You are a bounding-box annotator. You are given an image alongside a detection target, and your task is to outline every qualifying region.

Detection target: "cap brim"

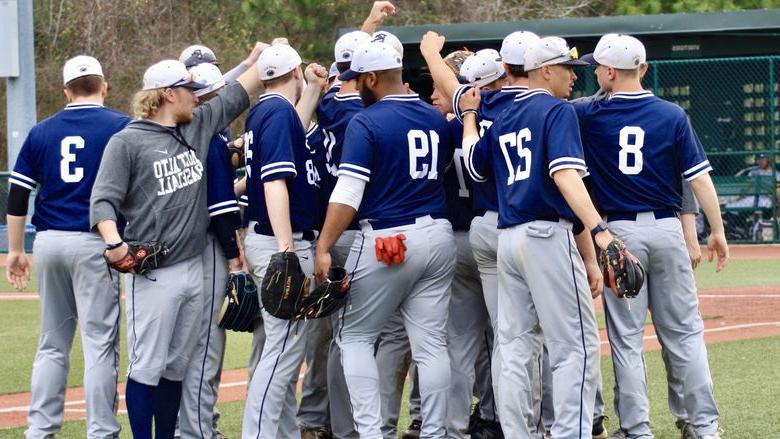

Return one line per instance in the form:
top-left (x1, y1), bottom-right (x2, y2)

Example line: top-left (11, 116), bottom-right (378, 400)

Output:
top-left (173, 79), bottom-right (209, 90)
top-left (560, 59), bottom-right (590, 67)
top-left (338, 69), bottom-right (361, 81)
top-left (580, 53), bottom-right (598, 65)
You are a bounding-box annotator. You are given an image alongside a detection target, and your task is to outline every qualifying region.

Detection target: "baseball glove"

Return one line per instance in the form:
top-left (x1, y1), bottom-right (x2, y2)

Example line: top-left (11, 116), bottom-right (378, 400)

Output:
top-left (444, 48), bottom-right (473, 76)
top-left (106, 241), bottom-right (169, 277)
top-left (600, 239), bottom-right (644, 299)
top-left (294, 266), bottom-right (349, 320)
top-left (260, 252), bottom-right (311, 320)
top-left (227, 136), bottom-right (245, 169)
top-left (217, 271), bottom-right (261, 332)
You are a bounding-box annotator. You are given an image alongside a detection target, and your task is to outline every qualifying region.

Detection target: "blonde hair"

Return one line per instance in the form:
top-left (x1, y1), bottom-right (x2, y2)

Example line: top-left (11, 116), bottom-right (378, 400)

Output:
top-left (132, 88), bottom-right (166, 119)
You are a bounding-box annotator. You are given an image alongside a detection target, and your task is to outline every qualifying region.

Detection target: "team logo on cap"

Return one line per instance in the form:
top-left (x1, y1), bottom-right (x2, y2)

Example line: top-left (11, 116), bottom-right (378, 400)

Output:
top-left (79, 65), bottom-right (88, 72)
top-left (266, 69), bottom-right (275, 77)
top-left (372, 34), bottom-right (386, 43)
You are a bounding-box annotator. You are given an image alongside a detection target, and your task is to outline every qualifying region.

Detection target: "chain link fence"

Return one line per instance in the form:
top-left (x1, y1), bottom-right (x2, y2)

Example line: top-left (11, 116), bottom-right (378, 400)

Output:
top-left (1, 57), bottom-right (779, 245)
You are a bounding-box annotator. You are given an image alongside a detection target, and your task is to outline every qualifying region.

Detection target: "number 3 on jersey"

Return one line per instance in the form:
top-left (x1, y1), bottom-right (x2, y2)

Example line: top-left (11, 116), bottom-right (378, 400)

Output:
top-left (60, 136), bottom-right (85, 183)
top-left (619, 126), bottom-right (644, 175)
top-left (408, 130), bottom-right (439, 180)
top-left (499, 128), bottom-right (532, 185)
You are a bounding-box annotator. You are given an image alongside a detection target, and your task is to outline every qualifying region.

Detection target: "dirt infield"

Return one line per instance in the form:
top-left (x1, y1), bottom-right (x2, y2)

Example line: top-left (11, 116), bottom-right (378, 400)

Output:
top-left (0, 284), bottom-right (778, 430)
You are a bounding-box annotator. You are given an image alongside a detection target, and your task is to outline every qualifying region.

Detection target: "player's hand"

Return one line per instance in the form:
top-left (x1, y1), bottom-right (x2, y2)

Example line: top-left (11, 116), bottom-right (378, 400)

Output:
top-left (420, 31), bottom-right (445, 57)
top-left (304, 63), bottom-right (328, 88)
top-left (366, 1), bottom-right (396, 26)
top-left (228, 256), bottom-right (244, 273)
top-left (584, 261), bottom-right (603, 299)
top-left (706, 232), bottom-right (729, 272)
top-left (314, 248), bottom-right (332, 284)
top-left (686, 236), bottom-right (702, 269)
top-left (459, 87), bottom-right (481, 113)
top-left (6, 250), bottom-right (31, 291)
top-left (593, 230), bottom-right (614, 252)
top-left (271, 37), bottom-right (289, 46)
top-left (243, 41), bottom-right (269, 67)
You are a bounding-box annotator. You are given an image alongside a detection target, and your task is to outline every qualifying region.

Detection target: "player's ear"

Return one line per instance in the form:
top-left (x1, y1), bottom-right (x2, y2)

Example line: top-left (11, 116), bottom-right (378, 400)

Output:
top-left (63, 88), bottom-right (71, 103)
top-left (101, 81), bottom-right (108, 98)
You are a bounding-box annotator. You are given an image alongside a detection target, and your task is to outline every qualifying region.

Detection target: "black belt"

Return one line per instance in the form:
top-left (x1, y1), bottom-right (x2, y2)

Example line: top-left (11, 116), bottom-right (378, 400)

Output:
top-left (367, 214), bottom-right (446, 230)
top-left (607, 209), bottom-right (679, 222)
top-left (254, 223), bottom-right (316, 241)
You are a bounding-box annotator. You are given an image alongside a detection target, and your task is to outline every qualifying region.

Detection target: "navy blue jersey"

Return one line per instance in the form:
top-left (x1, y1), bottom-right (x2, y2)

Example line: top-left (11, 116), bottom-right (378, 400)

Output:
top-left (443, 118), bottom-right (474, 231)
top-left (469, 89), bottom-right (587, 228)
top-left (206, 128), bottom-right (239, 221)
top-left (316, 88), bottom-right (364, 197)
top-left (340, 94), bottom-right (450, 223)
top-left (10, 103), bottom-right (130, 231)
top-left (574, 91), bottom-right (712, 214)
top-left (453, 85), bottom-right (528, 213)
top-left (243, 93), bottom-right (319, 233)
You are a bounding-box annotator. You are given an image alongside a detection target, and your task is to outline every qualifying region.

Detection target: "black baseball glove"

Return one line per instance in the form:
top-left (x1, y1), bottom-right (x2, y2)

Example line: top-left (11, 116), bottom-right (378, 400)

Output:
top-left (227, 135), bottom-right (245, 169)
top-left (260, 252), bottom-right (311, 320)
top-left (217, 271), bottom-right (261, 332)
top-left (105, 241), bottom-right (168, 277)
top-left (294, 267), bottom-right (349, 320)
top-left (600, 239), bottom-right (645, 299)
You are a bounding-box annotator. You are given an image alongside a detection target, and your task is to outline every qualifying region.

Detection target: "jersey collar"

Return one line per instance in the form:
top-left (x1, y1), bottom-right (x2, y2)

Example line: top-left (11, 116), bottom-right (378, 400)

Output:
top-left (611, 91), bottom-right (653, 100)
top-left (258, 92), bottom-right (295, 107)
top-left (64, 102), bottom-right (103, 110)
top-left (381, 93), bottom-right (420, 102)
top-left (334, 92), bottom-right (361, 101)
top-left (514, 88), bottom-right (551, 102)
top-left (501, 85), bottom-right (528, 93)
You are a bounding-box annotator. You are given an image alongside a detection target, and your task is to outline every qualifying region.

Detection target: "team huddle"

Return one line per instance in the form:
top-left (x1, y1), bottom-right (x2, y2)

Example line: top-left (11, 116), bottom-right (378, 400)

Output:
top-left (5, 2), bottom-right (732, 439)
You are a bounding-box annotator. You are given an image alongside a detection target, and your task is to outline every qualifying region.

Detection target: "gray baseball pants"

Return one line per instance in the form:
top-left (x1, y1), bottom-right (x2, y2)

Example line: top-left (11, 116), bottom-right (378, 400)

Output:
top-left (497, 220), bottom-right (600, 439)
top-left (26, 231), bottom-right (121, 439)
top-left (241, 230), bottom-right (312, 439)
top-left (603, 213), bottom-right (719, 438)
top-left (337, 216), bottom-right (455, 439)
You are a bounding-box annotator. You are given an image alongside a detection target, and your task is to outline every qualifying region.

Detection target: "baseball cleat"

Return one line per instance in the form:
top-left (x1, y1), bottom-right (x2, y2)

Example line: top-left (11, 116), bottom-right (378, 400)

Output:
top-left (592, 415), bottom-right (608, 439)
top-left (400, 419), bottom-right (422, 439)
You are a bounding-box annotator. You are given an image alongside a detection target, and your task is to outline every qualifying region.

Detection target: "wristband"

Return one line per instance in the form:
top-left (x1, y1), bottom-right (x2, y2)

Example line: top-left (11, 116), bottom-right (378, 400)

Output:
top-left (590, 221), bottom-right (608, 240)
top-left (106, 242), bottom-right (124, 251)
top-left (460, 109), bottom-right (478, 119)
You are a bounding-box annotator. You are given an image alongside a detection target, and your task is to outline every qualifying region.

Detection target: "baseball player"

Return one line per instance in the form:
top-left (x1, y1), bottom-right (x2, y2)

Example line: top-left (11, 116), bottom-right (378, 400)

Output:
top-left (90, 56), bottom-right (262, 438)
top-left (420, 29), bottom-right (542, 435)
top-left (239, 43), bottom-right (328, 439)
top-left (174, 61), bottom-right (244, 439)
top-left (5, 56), bottom-right (129, 439)
top-left (575, 34), bottom-right (729, 439)
top-left (314, 41), bottom-right (455, 438)
top-left (459, 36), bottom-right (610, 438)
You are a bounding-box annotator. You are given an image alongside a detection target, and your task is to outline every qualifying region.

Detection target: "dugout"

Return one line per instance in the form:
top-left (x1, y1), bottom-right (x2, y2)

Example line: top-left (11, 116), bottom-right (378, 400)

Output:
top-left (373, 9), bottom-right (780, 242)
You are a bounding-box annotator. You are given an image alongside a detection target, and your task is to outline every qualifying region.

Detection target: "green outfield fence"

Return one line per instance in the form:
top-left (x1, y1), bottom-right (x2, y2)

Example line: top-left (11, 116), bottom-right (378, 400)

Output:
top-left (1, 56), bottom-right (779, 247)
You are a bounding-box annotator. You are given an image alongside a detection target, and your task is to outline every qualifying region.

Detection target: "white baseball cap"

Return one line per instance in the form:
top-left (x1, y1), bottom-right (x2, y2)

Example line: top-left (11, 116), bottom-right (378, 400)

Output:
top-left (523, 37), bottom-right (588, 71)
top-left (63, 55), bottom-right (103, 85)
top-left (460, 53), bottom-right (503, 88)
top-left (475, 48), bottom-right (504, 75)
top-left (142, 60), bottom-right (208, 90)
top-left (581, 34), bottom-right (646, 70)
top-left (500, 31), bottom-right (541, 66)
top-left (189, 63), bottom-right (225, 97)
top-left (338, 41), bottom-right (402, 81)
top-left (334, 31), bottom-right (372, 63)
top-left (371, 31), bottom-right (403, 57)
top-left (179, 44), bottom-right (218, 68)
top-left (256, 44), bottom-right (303, 81)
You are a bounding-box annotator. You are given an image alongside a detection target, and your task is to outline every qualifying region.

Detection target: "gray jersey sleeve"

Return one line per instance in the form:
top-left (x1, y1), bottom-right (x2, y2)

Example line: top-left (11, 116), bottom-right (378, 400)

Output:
top-left (90, 136), bottom-right (131, 228)
top-left (222, 62), bottom-right (248, 83)
top-left (191, 81), bottom-right (250, 137)
top-left (680, 179), bottom-right (698, 214)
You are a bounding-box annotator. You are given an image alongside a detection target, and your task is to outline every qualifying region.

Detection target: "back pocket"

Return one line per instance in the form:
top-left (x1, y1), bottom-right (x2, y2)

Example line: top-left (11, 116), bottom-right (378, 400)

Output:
top-left (525, 224), bottom-right (554, 239)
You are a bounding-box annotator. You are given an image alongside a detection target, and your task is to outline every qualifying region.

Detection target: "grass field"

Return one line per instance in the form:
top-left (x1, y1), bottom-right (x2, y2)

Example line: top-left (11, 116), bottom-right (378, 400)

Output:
top-left (0, 258), bottom-right (778, 437)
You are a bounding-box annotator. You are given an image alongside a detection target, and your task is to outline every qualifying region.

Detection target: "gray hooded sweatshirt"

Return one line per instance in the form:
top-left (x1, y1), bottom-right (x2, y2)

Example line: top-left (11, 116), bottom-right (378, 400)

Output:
top-left (90, 82), bottom-right (249, 266)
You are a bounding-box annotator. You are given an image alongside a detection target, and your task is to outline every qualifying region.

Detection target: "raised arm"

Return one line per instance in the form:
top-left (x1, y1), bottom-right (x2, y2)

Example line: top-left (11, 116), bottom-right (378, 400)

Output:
top-left (223, 42), bottom-right (267, 82)
top-left (296, 63), bottom-right (329, 128)
top-left (360, 1), bottom-right (396, 34)
top-left (420, 32), bottom-right (462, 102)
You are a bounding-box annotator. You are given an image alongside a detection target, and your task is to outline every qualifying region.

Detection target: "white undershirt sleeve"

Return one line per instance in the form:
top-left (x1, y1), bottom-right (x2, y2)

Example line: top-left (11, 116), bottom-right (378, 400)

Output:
top-left (329, 173), bottom-right (367, 211)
